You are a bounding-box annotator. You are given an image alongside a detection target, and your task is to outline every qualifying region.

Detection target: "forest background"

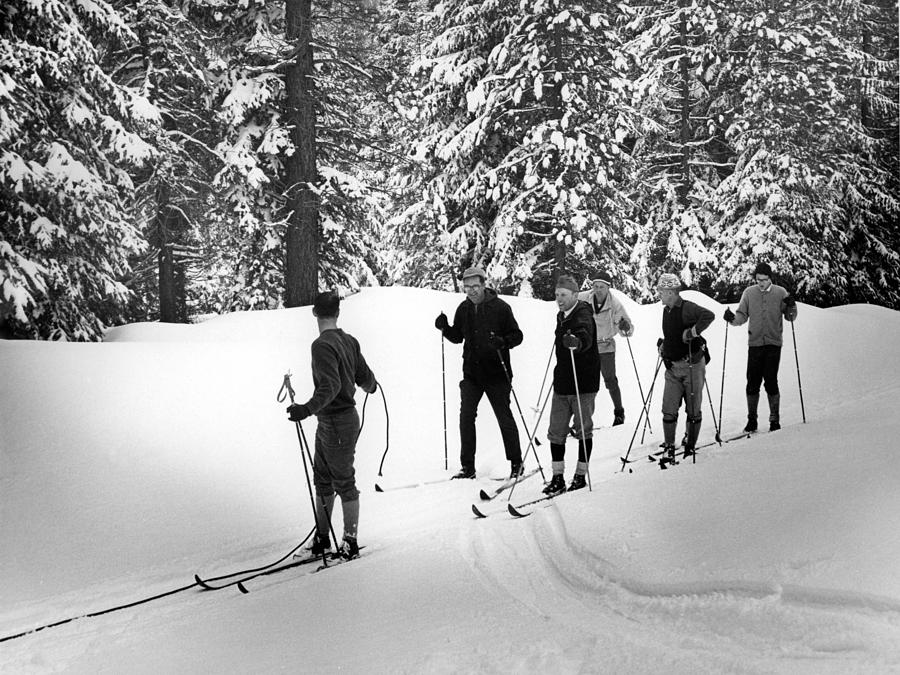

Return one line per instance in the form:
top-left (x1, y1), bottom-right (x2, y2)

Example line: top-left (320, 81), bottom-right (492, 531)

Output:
top-left (1, 0), bottom-right (897, 340)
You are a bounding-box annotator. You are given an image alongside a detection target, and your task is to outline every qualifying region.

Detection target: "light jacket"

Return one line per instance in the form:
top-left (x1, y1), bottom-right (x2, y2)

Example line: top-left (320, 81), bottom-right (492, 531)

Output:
top-left (732, 284), bottom-right (798, 347)
top-left (577, 290), bottom-right (633, 354)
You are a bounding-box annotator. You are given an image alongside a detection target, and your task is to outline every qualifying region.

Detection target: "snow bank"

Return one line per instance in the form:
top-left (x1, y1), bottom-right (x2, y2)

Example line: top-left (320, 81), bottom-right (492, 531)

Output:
top-left (2, 286), bottom-right (899, 673)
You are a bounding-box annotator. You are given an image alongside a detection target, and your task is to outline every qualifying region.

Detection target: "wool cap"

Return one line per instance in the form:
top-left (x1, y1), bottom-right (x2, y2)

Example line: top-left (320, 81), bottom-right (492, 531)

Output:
top-left (461, 266), bottom-right (486, 282)
top-left (591, 270), bottom-right (613, 287)
top-left (753, 262), bottom-right (773, 278)
top-left (656, 273), bottom-right (681, 290)
top-left (555, 274), bottom-right (580, 293)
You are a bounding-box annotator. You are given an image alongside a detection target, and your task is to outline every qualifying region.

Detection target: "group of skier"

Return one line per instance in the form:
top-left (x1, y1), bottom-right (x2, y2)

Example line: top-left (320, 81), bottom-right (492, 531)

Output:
top-left (285, 262), bottom-right (798, 559)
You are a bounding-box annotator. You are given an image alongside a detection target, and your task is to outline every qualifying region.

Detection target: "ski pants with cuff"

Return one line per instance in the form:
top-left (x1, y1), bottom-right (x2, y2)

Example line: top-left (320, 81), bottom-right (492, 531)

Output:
top-left (547, 392), bottom-right (596, 445)
top-left (313, 408), bottom-right (361, 539)
top-left (661, 359), bottom-right (705, 446)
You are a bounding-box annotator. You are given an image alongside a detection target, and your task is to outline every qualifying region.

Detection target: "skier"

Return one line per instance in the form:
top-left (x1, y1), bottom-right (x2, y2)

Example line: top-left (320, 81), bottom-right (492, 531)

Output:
top-left (434, 267), bottom-right (524, 479)
top-left (577, 270), bottom-right (634, 426)
top-left (656, 274), bottom-right (715, 463)
top-left (286, 291), bottom-right (377, 560)
top-left (723, 262), bottom-right (798, 432)
top-left (544, 274), bottom-right (601, 495)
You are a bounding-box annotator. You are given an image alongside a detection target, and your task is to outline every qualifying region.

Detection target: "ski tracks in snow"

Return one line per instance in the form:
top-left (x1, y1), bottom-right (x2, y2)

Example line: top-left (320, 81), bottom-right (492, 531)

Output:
top-left (463, 507), bottom-right (900, 673)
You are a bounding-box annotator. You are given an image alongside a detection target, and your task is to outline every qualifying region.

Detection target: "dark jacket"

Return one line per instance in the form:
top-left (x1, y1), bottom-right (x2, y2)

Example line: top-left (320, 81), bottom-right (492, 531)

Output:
top-left (661, 298), bottom-right (715, 363)
top-left (443, 289), bottom-right (523, 383)
top-left (304, 328), bottom-right (377, 416)
top-left (553, 300), bottom-right (601, 395)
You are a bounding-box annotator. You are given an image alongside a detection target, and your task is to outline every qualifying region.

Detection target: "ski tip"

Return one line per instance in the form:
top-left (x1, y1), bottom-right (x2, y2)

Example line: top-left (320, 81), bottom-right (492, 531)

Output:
top-left (237, 582), bottom-right (249, 594)
top-left (479, 489), bottom-right (492, 501)
top-left (193, 574), bottom-right (203, 585)
top-left (374, 484), bottom-right (383, 492)
top-left (508, 503), bottom-right (530, 518)
top-left (472, 504), bottom-right (488, 518)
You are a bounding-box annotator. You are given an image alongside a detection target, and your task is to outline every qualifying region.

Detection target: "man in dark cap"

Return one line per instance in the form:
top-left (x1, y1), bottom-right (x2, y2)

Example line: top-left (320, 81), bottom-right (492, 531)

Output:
top-left (723, 262), bottom-right (798, 432)
top-left (435, 267), bottom-right (524, 479)
top-left (577, 270), bottom-right (634, 426)
top-left (286, 291), bottom-right (378, 560)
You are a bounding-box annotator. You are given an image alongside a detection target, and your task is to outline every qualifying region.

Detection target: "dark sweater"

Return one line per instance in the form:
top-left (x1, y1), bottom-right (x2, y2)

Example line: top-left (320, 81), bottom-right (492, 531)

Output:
top-left (304, 328), bottom-right (376, 416)
top-left (442, 289), bottom-right (523, 382)
top-left (661, 298), bottom-right (715, 362)
top-left (553, 300), bottom-right (601, 395)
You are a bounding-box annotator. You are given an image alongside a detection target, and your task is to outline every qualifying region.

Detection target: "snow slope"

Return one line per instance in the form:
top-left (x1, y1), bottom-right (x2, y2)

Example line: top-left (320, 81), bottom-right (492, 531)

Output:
top-left (2, 286), bottom-right (899, 673)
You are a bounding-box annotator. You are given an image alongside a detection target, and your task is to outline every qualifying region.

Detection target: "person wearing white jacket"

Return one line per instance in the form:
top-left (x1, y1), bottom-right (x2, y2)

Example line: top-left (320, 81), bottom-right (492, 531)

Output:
top-left (578, 270), bottom-right (634, 426)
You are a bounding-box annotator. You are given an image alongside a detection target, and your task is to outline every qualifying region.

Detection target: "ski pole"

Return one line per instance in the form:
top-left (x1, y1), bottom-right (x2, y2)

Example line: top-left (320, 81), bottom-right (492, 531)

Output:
top-left (494, 339), bottom-right (541, 449)
top-left (718, 321), bottom-right (728, 437)
top-left (791, 320), bottom-right (806, 423)
top-left (619, 356), bottom-right (662, 471)
top-left (278, 373), bottom-right (338, 566)
top-left (506, 384), bottom-right (552, 502)
top-left (704, 379), bottom-right (721, 445)
top-left (625, 335), bottom-right (651, 433)
top-left (567, 340), bottom-right (592, 491)
top-left (296, 422), bottom-right (342, 565)
top-left (532, 341), bottom-right (554, 413)
top-left (376, 384), bottom-right (391, 476)
top-left (441, 333), bottom-right (448, 470)
top-left (687, 340), bottom-right (697, 464)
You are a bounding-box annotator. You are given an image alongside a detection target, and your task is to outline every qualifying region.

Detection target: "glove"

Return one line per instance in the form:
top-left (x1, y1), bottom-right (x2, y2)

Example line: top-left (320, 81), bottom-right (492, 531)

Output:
top-left (723, 308), bottom-right (735, 323)
top-left (682, 327), bottom-right (695, 343)
top-left (562, 332), bottom-right (580, 350)
top-left (366, 380), bottom-right (379, 395)
top-left (434, 312), bottom-right (449, 331)
top-left (618, 317), bottom-right (632, 334)
top-left (488, 333), bottom-right (506, 349)
top-left (286, 403), bottom-right (311, 422)
top-left (657, 337), bottom-right (664, 357)
top-left (784, 295), bottom-right (796, 309)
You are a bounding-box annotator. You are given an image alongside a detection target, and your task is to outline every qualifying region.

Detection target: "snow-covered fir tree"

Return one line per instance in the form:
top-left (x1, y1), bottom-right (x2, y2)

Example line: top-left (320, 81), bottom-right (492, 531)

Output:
top-left (394, 0), bottom-right (642, 297)
top-left (0, 0), bottom-right (159, 339)
top-left (706, 0), bottom-right (900, 305)
top-left (197, 0), bottom-right (390, 313)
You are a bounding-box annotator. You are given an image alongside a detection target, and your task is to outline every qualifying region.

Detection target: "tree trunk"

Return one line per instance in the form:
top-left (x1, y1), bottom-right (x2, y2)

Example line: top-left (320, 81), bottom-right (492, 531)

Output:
top-left (156, 183), bottom-right (184, 323)
top-left (284, 0), bottom-right (319, 307)
top-left (677, 0), bottom-right (691, 206)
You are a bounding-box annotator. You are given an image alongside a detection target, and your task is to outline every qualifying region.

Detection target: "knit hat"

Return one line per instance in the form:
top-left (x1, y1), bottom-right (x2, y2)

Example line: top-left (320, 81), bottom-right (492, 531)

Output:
top-left (461, 266), bottom-right (486, 282)
top-left (555, 274), bottom-right (580, 293)
top-left (752, 262), bottom-right (773, 278)
top-left (591, 270), bottom-right (613, 287)
top-left (656, 273), bottom-right (681, 290)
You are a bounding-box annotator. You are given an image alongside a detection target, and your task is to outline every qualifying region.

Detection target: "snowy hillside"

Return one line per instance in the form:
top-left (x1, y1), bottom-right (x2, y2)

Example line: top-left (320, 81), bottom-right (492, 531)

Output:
top-left (2, 286), bottom-right (899, 673)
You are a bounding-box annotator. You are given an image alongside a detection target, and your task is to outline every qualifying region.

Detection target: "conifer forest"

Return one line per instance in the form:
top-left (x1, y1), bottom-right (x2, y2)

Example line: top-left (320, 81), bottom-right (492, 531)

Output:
top-left (1, 0), bottom-right (898, 340)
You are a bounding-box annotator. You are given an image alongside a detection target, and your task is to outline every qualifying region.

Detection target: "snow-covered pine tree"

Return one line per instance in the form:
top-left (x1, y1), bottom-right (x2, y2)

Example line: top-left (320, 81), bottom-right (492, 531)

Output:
top-left (196, 0), bottom-right (389, 312)
top-left (110, 1), bottom-right (222, 323)
top-left (0, 0), bottom-right (158, 339)
top-left (622, 0), bottom-right (727, 297)
top-left (395, 0), bottom-right (641, 297)
top-left (707, 0), bottom-right (899, 306)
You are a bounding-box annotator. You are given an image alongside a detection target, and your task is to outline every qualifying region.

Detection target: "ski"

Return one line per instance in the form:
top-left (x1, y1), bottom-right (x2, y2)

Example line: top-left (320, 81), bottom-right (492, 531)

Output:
top-left (313, 553), bottom-right (361, 574)
top-left (197, 554), bottom-right (325, 592)
top-left (507, 489), bottom-right (570, 518)
top-left (479, 468), bottom-right (541, 501)
top-left (374, 477), bottom-right (454, 492)
top-left (193, 538), bottom-right (311, 589)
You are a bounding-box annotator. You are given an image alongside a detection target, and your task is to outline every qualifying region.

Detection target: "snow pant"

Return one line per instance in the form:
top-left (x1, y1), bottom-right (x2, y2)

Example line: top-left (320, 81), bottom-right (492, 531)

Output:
top-left (746, 345), bottom-right (782, 424)
top-left (599, 352), bottom-right (624, 415)
top-left (459, 376), bottom-right (522, 470)
top-left (313, 408), bottom-right (360, 540)
top-left (661, 358), bottom-right (705, 449)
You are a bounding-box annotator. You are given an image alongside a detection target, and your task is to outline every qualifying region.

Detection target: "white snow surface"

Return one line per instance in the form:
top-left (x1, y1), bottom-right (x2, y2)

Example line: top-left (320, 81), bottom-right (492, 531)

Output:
top-left (2, 286), bottom-right (899, 673)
